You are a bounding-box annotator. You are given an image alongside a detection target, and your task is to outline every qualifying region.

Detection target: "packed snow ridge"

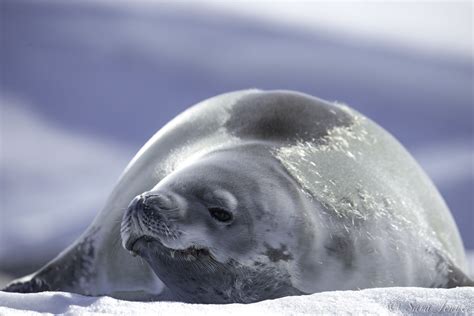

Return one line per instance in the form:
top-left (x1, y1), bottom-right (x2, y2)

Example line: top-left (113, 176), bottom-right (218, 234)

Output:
top-left (1, 287), bottom-right (473, 315)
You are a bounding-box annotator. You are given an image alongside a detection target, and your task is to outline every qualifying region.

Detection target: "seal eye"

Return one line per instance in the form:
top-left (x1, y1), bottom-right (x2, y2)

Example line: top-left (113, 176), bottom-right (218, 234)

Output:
top-left (208, 207), bottom-right (233, 223)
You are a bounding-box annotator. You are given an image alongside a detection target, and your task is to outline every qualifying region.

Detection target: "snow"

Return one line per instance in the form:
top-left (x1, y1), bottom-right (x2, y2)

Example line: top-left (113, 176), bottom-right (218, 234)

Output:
top-left (0, 287), bottom-right (472, 315)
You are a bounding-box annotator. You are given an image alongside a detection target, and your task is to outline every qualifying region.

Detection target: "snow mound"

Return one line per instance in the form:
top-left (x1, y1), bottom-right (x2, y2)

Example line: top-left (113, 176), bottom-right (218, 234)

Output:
top-left (0, 287), bottom-right (472, 315)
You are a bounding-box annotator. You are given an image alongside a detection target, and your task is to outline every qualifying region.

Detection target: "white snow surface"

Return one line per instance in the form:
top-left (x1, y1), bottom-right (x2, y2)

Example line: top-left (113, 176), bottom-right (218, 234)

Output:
top-left (0, 287), bottom-right (473, 315)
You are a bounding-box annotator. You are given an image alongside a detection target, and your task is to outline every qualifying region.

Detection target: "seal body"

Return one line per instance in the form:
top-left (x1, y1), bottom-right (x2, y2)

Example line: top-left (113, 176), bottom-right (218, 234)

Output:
top-left (4, 90), bottom-right (472, 302)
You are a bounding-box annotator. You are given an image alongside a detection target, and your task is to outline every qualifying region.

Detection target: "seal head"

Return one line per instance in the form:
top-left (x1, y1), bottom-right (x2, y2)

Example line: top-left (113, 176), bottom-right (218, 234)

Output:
top-left (121, 144), bottom-right (307, 303)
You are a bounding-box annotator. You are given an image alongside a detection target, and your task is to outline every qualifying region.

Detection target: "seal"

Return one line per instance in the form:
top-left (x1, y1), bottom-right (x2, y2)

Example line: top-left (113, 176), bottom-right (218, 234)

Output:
top-left (3, 90), bottom-right (472, 303)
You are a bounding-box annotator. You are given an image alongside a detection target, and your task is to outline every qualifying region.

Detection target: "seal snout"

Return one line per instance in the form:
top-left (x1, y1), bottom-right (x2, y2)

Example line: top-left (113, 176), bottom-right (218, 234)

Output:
top-left (121, 192), bottom-right (182, 253)
top-left (129, 193), bottom-right (174, 213)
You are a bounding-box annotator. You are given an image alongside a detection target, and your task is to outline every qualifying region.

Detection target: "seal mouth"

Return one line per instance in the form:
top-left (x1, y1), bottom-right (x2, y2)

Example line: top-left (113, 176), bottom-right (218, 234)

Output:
top-left (125, 234), bottom-right (212, 261)
top-left (125, 235), bottom-right (156, 255)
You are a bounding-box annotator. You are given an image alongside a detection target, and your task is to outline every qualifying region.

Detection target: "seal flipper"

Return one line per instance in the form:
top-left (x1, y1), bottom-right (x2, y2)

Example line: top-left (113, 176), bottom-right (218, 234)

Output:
top-left (430, 250), bottom-right (474, 288)
top-left (2, 228), bottom-right (98, 294)
top-left (444, 264), bottom-right (474, 287)
top-left (3, 276), bottom-right (51, 293)
top-left (3, 225), bottom-right (165, 299)
top-left (2, 254), bottom-right (86, 293)
top-left (1, 246), bottom-right (95, 294)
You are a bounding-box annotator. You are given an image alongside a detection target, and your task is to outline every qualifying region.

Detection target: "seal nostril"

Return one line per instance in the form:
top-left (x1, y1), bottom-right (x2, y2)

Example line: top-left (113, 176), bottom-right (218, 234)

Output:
top-left (133, 195), bottom-right (155, 212)
top-left (129, 192), bottom-right (183, 227)
top-left (136, 197), bottom-right (145, 209)
top-left (129, 195), bottom-right (145, 210)
top-left (146, 194), bottom-right (174, 210)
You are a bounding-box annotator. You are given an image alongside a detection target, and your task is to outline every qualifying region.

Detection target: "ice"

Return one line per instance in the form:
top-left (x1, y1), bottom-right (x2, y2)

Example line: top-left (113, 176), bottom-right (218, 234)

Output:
top-left (0, 287), bottom-right (472, 315)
